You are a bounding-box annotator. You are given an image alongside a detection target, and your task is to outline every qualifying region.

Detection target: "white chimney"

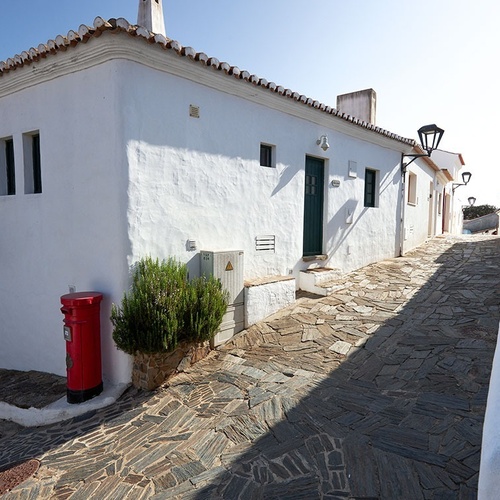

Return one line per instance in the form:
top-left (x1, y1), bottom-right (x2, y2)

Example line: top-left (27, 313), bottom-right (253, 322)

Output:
top-left (137, 0), bottom-right (166, 36)
top-left (337, 89), bottom-right (377, 125)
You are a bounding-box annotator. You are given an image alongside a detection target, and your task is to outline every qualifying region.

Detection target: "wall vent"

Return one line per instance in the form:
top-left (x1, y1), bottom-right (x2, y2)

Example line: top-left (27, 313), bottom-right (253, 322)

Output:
top-left (255, 235), bottom-right (276, 253)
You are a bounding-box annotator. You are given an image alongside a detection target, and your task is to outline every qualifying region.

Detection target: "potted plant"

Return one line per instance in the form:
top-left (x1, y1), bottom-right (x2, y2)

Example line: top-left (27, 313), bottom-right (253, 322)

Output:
top-left (111, 257), bottom-right (228, 390)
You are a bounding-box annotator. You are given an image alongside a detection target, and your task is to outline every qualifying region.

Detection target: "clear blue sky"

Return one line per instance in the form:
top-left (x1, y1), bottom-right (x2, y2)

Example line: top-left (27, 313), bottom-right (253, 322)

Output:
top-left (1, 0), bottom-right (498, 205)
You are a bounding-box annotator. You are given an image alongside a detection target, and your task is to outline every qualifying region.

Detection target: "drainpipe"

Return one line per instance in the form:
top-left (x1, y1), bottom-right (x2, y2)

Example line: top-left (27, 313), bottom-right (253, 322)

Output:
top-left (399, 153), bottom-right (407, 257)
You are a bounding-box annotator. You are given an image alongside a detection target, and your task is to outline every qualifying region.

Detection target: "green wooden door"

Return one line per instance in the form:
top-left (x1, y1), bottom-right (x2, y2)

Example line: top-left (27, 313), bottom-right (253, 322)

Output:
top-left (303, 156), bottom-right (325, 256)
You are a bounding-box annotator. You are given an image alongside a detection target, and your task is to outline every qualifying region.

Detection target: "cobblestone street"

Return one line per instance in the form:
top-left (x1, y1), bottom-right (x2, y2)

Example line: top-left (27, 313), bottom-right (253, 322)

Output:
top-left (1, 235), bottom-right (499, 499)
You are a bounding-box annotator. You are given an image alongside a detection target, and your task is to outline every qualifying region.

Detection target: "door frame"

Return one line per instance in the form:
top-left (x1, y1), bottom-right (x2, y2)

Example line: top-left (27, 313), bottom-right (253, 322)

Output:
top-left (303, 155), bottom-right (326, 256)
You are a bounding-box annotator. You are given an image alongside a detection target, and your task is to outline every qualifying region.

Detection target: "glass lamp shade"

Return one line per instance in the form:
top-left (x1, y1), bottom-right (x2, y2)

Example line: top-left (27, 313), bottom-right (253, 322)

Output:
top-left (461, 171), bottom-right (472, 184)
top-left (417, 124), bottom-right (444, 155)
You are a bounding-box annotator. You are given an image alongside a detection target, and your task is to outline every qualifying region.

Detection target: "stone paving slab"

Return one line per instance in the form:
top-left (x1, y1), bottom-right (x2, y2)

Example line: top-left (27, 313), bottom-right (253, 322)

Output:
top-left (0, 235), bottom-right (499, 498)
top-left (0, 370), bottom-right (66, 409)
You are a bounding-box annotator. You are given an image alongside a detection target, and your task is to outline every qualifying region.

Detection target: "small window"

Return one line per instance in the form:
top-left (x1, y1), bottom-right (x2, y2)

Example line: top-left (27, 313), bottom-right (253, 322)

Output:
top-left (408, 172), bottom-right (417, 205)
top-left (260, 143), bottom-right (274, 168)
top-left (364, 168), bottom-right (378, 208)
top-left (0, 137), bottom-right (15, 196)
top-left (23, 132), bottom-right (42, 194)
top-left (438, 193), bottom-right (442, 215)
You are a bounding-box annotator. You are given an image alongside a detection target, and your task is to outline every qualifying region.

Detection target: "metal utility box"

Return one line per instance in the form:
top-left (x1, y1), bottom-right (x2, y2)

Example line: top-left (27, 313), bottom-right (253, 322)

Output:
top-left (201, 250), bottom-right (244, 345)
top-left (60, 292), bottom-right (103, 404)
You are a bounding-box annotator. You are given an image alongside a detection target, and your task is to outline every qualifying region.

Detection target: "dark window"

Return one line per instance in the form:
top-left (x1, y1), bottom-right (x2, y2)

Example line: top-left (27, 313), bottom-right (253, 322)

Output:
top-left (0, 138), bottom-right (15, 196)
top-left (32, 134), bottom-right (42, 194)
top-left (260, 144), bottom-right (273, 167)
top-left (6, 139), bottom-right (15, 195)
top-left (24, 132), bottom-right (42, 194)
top-left (364, 168), bottom-right (377, 207)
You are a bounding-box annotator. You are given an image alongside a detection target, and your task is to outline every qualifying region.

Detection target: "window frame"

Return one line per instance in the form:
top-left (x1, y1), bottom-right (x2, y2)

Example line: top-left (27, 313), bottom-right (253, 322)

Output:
top-left (0, 137), bottom-right (16, 196)
top-left (407, 171), bottom-right (417, 206)
top-left (364, 168), bottom-right (378, 208)
top-left (260, 143), bottom-right (275, 168)
top-left (23, 131), bottom-right (42, 194)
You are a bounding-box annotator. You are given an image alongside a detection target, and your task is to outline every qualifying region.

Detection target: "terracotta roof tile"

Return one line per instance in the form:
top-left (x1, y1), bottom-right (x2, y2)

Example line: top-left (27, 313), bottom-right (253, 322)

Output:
top-left (0, 16), bottom-right (415, 146)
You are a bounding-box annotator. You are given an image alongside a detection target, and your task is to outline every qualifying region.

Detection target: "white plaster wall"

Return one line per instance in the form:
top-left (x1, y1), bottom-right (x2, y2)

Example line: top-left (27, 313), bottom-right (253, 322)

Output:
top-left (433, 179), bottom-right (446, 236)
top-left (0, 61), bottom-right (131, 384)
top-left (0, 37), bottom-right (409, 384)
top-left (325, 135), bottom-right (402, 272)
top-left (120, 60), bottom-right (403, 280)
top-left (431, 150), bottom-right (465, 236)
top-left (245, 281), bottom-right (296, 327)
top-left (478, 323), bottom-right (500, 499)
top-left (451, 186), bottom-right (467, 235)
top-left (402, 160), bottom-right (435, 254)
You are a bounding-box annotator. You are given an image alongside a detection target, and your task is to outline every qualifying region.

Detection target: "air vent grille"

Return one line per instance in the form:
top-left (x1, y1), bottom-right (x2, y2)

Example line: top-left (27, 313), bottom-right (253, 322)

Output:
top-left (255, 235), bottom-right (276, 253)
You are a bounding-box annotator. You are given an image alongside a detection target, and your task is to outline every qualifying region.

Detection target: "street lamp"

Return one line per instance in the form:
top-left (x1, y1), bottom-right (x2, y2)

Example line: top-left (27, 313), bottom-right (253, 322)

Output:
top-left (401, 124), bottom-right (445, 173)
top-left (452, 171), bottom-right (472, 193)
top-left (418, 124), bottom-right (445, 155)
top-left (468, 196), bottom-right (476, 206)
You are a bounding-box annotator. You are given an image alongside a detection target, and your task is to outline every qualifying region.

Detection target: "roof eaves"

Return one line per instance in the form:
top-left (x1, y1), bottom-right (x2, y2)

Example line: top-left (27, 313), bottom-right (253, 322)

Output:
top-left (0, 16), bottom-right (415, 147)
top-left (440, 169), bottom-right (454, 182)
top-left (412, 145), bottom-right (440, 172)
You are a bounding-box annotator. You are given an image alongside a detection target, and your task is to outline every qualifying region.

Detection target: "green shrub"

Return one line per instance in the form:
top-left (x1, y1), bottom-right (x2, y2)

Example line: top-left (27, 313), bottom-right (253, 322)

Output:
top-left (184, 276), bottom-right (230, 343)
top-left (111, 257), bottom-right (228, 355)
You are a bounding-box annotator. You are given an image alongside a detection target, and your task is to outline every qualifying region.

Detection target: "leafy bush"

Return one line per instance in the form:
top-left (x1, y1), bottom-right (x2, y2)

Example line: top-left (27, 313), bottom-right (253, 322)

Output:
top-left (111, 257), bottom-right (228, 355)
top-left (184, 276), bottom-right (229, 343)
top-left (463, 204), bottom-right (498, 221)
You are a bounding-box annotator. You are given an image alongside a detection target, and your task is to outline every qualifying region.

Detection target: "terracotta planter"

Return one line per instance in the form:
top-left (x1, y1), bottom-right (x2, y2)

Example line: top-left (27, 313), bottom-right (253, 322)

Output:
top-left (131, 341), bottom-right (211, 390)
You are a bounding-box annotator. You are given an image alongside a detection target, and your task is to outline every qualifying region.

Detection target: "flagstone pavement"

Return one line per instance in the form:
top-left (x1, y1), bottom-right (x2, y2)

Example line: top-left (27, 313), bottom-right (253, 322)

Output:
top-left (1, 235), bottom-right (499, 499)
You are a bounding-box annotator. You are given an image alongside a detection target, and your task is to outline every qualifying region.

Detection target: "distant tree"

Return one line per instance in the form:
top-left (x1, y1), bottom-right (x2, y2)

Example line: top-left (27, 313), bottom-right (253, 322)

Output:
top-left (463, 204), bottom-right (498, 220)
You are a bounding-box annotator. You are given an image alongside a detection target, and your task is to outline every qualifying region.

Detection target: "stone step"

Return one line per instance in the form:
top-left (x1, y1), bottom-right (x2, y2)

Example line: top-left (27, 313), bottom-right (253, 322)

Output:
top-left (299, 267), bottom-right (343, 296)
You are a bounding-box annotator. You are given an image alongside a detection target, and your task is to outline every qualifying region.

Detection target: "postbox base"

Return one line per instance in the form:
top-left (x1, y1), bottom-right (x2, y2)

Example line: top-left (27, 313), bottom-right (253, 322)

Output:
top-left (67, 381), bottom-right (103, 404)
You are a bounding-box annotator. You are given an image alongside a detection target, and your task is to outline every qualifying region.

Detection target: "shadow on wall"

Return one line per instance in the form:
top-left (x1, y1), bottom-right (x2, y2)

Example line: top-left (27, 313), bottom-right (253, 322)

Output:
top-left (325, 198), bottom-right (361, 259)
top-left (194, 238), bottom-right (500, 498)
top-left (271, 162), bottom-right (302, 197)
top-left (325, 166), bottom-right (403, 267)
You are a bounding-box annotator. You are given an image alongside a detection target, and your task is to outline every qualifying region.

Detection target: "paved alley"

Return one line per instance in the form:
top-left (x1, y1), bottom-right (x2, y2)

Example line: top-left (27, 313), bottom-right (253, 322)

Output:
top-left (1, 235), bottom-right (499, 499)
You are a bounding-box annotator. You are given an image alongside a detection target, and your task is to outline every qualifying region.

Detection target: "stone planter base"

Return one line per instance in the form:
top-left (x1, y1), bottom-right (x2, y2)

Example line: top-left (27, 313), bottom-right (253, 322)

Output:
top-left (132, 341), bottom-right (211, 390)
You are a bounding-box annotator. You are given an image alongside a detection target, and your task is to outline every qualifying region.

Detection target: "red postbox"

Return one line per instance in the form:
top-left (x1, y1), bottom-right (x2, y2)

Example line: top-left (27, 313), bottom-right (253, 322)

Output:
top-left (60, 292), bottom-right (103, 404)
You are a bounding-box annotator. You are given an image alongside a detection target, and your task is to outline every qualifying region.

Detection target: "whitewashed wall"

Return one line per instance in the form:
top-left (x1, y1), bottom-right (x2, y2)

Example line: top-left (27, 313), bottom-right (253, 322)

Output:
top-left (120, 58), bottom-right (404, 281)
top-left (0, 60), bottom-right (132, 384)
top-left (431, 150), bottom-right (466, 236)
top-left (325, 134), bottom-right (402, 271)
top-left (433, 177), bottom-right (446, 237)
top-left (479, 323), bottom-right (500, 499)
top-left (0, 35), bottom-right (408, 384)
top-left (401, 159), bottom-right (436, 254)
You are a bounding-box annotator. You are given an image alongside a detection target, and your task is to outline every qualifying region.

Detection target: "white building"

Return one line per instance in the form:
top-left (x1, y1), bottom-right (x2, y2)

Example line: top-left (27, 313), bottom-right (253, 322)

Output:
top-left (0, 2), bottom-right (459, 385)
top-left (400, 146), bottom-right (465, 254)
top-left (430, 149), bottom-right (469, 235)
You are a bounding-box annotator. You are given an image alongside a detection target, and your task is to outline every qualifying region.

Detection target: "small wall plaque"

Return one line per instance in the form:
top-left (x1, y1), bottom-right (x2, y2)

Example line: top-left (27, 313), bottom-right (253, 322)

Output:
top-left (348, 160), bottom-right (357, 178)
top-left (189, 104), bottom-right (200, 118)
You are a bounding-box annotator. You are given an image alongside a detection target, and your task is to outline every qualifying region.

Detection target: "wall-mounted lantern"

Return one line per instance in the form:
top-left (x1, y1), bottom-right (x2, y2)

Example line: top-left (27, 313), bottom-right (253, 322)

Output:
top-left (417, 124), bottom-right (445, 156)
top-left (452, 171), bottom-right (472, 193)
top-left (402, 124), bottom-right (445, 173)
top-left (468, 196), bottom-right (476, 206)
top-left (317, 135), bottom-right (330, 152)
